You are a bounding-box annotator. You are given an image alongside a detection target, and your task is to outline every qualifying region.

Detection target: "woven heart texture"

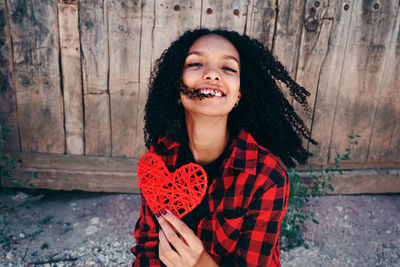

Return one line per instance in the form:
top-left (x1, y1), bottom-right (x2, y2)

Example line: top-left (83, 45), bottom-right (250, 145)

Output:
top-left (138, 152), bottom-right (207, 219)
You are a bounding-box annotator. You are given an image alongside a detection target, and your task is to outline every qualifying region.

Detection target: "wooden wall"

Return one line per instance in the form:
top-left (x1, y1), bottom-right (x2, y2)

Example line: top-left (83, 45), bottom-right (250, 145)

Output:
top-left (0, 0), bottom-right (399, 193)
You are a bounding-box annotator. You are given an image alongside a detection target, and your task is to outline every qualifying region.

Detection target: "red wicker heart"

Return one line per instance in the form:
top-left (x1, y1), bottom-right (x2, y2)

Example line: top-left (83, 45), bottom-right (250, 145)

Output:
top-left (138, 152), bottom-right (207, 218)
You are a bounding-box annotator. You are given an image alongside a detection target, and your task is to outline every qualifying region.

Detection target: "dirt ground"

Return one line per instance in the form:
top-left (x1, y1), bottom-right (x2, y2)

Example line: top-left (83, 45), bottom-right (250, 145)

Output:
top-left (0, 190), bottom-right (399, 266)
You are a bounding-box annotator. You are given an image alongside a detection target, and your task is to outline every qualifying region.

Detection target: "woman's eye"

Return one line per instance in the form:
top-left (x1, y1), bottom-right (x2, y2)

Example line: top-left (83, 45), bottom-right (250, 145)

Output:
top-left (187, 63), bottom-right (202, 67)
top-left (222, 66), bottom-right (237, 73)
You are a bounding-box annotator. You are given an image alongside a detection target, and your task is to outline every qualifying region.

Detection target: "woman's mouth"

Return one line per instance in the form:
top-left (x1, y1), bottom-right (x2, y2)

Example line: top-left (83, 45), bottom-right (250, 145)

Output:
top-left (197, 89), bottom-right (224, 97)
top-left (180, 87), bottom-right (226, 100)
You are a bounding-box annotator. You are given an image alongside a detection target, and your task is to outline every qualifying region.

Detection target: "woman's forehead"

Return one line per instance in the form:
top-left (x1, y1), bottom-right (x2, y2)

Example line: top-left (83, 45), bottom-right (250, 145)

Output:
top-left (188, 34), bottom-right (240, 62)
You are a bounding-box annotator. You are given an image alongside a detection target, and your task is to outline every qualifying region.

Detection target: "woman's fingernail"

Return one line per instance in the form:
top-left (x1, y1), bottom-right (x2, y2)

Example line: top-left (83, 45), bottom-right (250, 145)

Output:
top-left (155, 211), bottom-right (161, 217)
top-left (160, 209), bottom-right (168, 215)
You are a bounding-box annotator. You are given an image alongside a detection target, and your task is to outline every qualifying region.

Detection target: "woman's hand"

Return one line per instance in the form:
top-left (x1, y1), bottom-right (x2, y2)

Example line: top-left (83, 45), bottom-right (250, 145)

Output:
top-left (156, 209), bottom-right (218, 267)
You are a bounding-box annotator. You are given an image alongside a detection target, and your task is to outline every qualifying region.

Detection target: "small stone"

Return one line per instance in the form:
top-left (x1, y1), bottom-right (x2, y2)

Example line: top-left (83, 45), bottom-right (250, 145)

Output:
top-left (11, 191), bottom-right (29, 202)
top-left (19, 233), bottom-right (25, 238)
top-left (73, 222), bottom-right (79, 227)
top-left (44, 264), bottom-right (51, 267)
top-left (88, 261), bottom-right (96, 265)
top-left (6, 252), bottom-right (13, 260)
top-left (114, 242), bottom-right (121, 247)
top-left (86, 225), bottom-right (98, 235)
top-left (90, 217), bottom-right (100, 225)
top-left (70, 202), bottom-right (77, 207)
top-left (344, 215), bottom-right (348, 220)
top-left (335, 206), bottom-right (343, 212)
top-left (386, 230), bottom-right (391, 234)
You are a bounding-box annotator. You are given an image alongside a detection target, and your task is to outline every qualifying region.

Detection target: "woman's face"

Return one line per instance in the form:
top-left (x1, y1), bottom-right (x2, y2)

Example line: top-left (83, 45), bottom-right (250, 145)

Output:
top-left (180, 34), bottom-right (241, 118)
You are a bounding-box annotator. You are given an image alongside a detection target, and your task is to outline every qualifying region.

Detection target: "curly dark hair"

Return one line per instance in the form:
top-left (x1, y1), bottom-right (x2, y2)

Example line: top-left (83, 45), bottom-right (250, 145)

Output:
top-left (144, 29), bottom-right (316, 168)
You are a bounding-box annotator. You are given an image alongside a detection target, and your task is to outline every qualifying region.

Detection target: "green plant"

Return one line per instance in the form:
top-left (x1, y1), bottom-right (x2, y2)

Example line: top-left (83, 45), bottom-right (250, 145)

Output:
top-left (0, 124), bottom-right (37, 211)
top-left (0, 124), bottom-right (15, 192)
top-left (281, 133), bottom-right (360, 248)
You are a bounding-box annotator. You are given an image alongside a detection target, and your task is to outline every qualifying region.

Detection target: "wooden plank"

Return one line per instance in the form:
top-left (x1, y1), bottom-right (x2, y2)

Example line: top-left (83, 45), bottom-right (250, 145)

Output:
top-left (79, 0), bottom-right (111, 156)
top-left (273, 0), bottom-right (305, 81)
top-left (137, 0), bottom-right (201, 154)
top-left (296, 1), bottom-right (355, 165)
top-left (0, 0), bottom-right (19, 151)
top-left (298, 168), bottom-right (400, 194)
top-left (58, 2), bottom-right (84, 155)
top-left (6, 152), bottom-right (138, 172)
top-left (294, 0), bottom-right (331, 130)
top-left (134, 0), bottom-right (154, 157)
top-left (6, 0), bottom-right (64, 153)
top-left (200, 0), bottom-right (248, 33)
top-left (328, 0), bottom-right (398, 164)
top-left (8, 151), bottom-right (397, 173)
top-left (107, 0), bottom-right (141, 157)
top-left (6, 168), bottom-right (139, 193)
top-left (152, 0), bottom-right (201, 64)
top-left (2, 151), bottom-right (398, 194)
top-left (298, 160), bottom-right (400, 171)
top-left (245, 0), bottom-right (276, 50)
top-left (367, 5), bottom-right (400, 163)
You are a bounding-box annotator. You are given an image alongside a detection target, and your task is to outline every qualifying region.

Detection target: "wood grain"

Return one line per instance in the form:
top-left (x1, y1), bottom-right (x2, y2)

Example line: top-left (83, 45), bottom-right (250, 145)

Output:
top-left (4, 151), bottom-right (139, 193)
top-left (294, 0), bottom-right (330, 129)
top-left (367, 5), bottom-right (400, 163)
top-left (299, 168), bottom-right (400, 194)
top-left (273, 0), bottom-right (305, 79)
top-left (58, 2), bottom-right (84, 155)
top-left (6, 168), bottom-right (139, 193)
top-left (134, 0), bottom-right (154, 157)
top-left (107, 0), bottom-right (141, 157)
top-left (6, 0), bottom-right (64, 153)
top-left (152, 0), bottom-right (201, 64)
top-left (201, 0), bottom-right (248, 33)
top-left (245, 0), bottom-right (276, 50)
top-left (6, 152), bottom-right (138, 172)
top-left (3, 152), bottom-right (398, 194)
top-left (329, 0), bottom-right (398, 164)
top-left (0, 0), bottom-right (19, 151)
top-left (297, 0), bottom-right (354, 165)
top-left (79, 0), bottom-right (111, 156)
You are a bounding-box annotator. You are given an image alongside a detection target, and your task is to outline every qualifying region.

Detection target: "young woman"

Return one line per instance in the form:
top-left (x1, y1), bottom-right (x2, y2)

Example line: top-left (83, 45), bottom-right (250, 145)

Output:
top-left (132, 29), bottom-right (315, 266)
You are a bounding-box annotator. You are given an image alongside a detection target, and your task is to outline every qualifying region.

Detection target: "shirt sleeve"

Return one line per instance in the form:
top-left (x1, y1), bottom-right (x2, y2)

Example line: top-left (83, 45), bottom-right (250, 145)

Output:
top-left (132, 194), bottom-right (163, 266)
top-left (235, 166), bottom-right (290, 267)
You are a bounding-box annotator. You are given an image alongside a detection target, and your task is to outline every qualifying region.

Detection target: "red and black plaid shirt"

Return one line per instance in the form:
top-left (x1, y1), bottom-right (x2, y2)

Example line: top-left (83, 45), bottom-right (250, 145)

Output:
top-left (132, 130), bottom-right (290, 266)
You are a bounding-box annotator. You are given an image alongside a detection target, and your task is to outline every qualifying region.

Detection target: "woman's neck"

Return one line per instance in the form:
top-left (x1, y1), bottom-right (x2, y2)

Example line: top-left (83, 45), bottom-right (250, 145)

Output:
top-left (185, 112), bottom-right (229, 165)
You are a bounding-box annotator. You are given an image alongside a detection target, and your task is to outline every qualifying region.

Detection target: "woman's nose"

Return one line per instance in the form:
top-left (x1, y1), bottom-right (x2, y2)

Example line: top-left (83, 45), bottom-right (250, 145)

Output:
top-left (203, 67), bottom-right (220, 81)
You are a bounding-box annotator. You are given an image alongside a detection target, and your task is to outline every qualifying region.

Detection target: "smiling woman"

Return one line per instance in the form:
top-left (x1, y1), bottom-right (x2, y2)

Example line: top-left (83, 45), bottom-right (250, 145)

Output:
top-left (132, 29), bottom-right (316, 267)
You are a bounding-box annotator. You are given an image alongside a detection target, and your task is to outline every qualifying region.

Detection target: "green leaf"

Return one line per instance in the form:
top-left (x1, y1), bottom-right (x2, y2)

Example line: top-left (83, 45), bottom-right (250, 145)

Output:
top-left (312, 219), bottom-right (319, 224)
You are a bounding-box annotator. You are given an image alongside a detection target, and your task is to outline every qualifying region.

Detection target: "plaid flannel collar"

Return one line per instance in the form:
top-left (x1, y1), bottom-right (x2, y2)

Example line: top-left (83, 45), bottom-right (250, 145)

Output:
top-left (158, 129), bottom-right (258, 176)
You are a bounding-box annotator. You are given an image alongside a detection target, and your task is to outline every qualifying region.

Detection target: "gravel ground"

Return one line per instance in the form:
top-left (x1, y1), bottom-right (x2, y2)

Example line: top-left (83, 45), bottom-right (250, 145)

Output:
top-left (0, 191), bottom-right (399, 266)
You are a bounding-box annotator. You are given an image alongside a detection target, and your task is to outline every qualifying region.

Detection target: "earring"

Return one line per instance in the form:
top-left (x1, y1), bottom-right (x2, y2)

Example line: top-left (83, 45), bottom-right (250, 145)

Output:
top-left (177, 99), bottom-right (182, 105)
top-left (234, 102), bottom-right (239, 107)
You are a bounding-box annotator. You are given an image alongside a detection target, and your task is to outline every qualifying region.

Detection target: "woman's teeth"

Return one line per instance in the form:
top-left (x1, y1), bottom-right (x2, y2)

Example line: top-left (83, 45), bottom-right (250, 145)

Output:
top-left (199, 89), bottom-right (223, 97)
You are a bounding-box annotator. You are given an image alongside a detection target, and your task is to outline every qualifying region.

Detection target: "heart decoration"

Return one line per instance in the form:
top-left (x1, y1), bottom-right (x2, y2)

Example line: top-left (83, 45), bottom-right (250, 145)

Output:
top-left (138, 152), bottom-right (208, 219)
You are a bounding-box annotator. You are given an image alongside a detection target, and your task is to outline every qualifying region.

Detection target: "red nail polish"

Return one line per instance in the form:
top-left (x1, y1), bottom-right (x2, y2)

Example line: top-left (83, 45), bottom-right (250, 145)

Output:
top-left (160, 209), bottom-right (167, 215)
top-left (155, 211), bottom-right (161, 217)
